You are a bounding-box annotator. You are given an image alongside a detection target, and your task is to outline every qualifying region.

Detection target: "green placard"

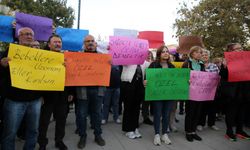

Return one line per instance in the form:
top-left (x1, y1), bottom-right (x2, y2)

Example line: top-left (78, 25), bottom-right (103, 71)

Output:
top-left (145, 68), bottom-right (190, 101)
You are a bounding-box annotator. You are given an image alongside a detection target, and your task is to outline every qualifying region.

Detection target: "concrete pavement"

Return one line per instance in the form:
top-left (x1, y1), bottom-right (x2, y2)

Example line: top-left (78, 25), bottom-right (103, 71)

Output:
top-left (16, 110), bottom-right (250, 150)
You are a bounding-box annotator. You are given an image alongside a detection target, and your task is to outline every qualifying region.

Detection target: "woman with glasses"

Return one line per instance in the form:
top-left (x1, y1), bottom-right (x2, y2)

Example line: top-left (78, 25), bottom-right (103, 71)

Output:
top-left (220, 43), bottom-right (250, 141)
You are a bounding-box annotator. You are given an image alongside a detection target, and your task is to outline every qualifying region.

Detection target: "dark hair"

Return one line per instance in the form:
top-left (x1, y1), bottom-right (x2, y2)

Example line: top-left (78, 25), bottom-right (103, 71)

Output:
top-left (147, 50), bottom-right (154, 61)
top-left (44, 34), bottom-right (62, 50)
top-left (226, 43), bottom-right (241, 51)
top-left (155, 45), bottom-right (170, 63)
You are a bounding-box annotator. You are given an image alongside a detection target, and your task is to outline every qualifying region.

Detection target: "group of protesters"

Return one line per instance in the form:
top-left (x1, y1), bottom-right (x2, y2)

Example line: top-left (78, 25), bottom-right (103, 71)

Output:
top-left (0, 25), bottom-right (250, 150)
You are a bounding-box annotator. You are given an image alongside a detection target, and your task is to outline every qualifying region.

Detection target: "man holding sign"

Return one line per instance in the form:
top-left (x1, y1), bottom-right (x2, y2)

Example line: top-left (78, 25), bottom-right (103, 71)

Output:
top-left (76, 35), bottom-right (106, 149)
top-left (38, 35), bottom-right (72, 150)
top-left (0, 27), bottom-right (43, 150)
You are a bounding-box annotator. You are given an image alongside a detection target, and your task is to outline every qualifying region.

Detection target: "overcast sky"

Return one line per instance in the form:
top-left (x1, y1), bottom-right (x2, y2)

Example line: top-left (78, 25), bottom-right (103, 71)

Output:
top-left (67, 0), bottom-right (198, 45)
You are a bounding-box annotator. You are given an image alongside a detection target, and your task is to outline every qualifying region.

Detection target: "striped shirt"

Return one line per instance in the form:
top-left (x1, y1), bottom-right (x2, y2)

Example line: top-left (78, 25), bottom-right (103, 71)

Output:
top-left (205, 63), bottom-right (220, 74)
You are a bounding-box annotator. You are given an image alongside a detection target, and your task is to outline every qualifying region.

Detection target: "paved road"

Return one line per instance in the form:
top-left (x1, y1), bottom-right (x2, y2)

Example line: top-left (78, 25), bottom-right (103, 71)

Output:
top-left (16, 110), bottom-right (250, 150)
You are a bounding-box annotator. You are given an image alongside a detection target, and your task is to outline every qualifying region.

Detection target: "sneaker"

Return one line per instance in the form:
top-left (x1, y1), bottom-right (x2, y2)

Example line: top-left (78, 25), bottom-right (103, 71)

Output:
top-left (236, 131), bottom-right (250, 140)
top-left (153, 134), bottom-right (161, 146)
top-left (161, 134), bottom-right (171, 145)
top-left (101, 120), bottom-right (106, 125)
top-left (197, 125), bottom-right (203, 131)
top-left (179, 111), bottom-right (184, 115)
top-left (192, 133), bottom-right (202, 141)
top-left (225, 132), bottom-right (237, 141)
top-left (143, 118), bottom-right (153, 125)
top-left (95, 136), bottom-right (106, 146)
top-left (170, 126), bottom-right (178, 132)
top-left (77, 136), bottom-right (86, 149)
top-left (55, 141), bottom-right (68, 150)
top-left (210, 125), bottom-right (219, 131)
top-left (134, 128), bottom-right (142, 138)
top-left (186, 133), bottom-right (193, 142)
top-left (125, 131), bottom-right (136, 139)
top-left (115, 118), bottom-right (122, 124)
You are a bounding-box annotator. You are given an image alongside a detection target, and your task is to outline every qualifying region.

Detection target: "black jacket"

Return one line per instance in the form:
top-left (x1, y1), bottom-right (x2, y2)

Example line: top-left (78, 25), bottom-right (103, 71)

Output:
top-left (0, 49), bottom-right (43, 101)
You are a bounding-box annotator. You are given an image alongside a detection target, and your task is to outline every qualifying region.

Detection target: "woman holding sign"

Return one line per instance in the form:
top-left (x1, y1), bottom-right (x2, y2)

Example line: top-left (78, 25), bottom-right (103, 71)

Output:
top-left (144, 45), bottom-right (175, 146)
top-left (220, 43), bottom-right (250, 141)
top-left (182, 46), bottom-right (205, 142)
top-left (196, 49), bottom-right (220, 131)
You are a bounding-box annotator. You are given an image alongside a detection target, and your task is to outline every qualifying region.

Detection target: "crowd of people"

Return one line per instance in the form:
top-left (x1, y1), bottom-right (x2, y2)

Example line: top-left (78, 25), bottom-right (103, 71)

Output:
top-left (0, 26), bottom-right (250, 150)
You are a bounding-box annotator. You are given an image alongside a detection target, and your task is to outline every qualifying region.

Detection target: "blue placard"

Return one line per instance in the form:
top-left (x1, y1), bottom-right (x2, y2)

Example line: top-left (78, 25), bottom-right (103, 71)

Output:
top-left (0, 15), bottom-right (14, 43)
top-left (56, 28), bottom-right (89, 51)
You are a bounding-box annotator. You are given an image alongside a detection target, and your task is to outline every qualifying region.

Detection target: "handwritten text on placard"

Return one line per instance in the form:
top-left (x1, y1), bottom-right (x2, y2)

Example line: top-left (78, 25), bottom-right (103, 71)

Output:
top-left (189, 71), bottom-right (220, 101)
top-left (8, 43), bottom-right (65, 91)
top-left (109, 36), bottom-right (149, 65)
top-left (65, 52), bottom-right (111, 86)
top-left (145, 68), bottom-right (190, 101)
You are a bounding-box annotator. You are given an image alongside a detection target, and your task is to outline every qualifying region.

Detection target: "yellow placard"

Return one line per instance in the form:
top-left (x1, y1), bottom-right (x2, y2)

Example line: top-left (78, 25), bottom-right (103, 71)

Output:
top-left (8, 43), bottom-right (65, 91)
top-left (171, 62), bottom-right (184, 68)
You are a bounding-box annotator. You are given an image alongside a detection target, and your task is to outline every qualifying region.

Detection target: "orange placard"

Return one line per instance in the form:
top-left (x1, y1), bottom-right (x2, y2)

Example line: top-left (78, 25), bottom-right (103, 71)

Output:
top-left (64, 52), bottom-right (111, 86)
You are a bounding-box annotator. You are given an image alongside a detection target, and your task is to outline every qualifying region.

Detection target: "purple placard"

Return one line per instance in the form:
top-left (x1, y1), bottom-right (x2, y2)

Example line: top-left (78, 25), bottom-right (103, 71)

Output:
top-left (109, 36), bottom-right (149, 65)
top-left (189, 71), bottom-right (220, 101)
top-left (15, 12), bottom-right (53, 41)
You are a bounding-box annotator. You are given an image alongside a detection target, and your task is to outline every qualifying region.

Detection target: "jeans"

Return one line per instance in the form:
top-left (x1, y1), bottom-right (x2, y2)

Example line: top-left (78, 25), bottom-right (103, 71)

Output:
top-left (1, 98), bottom-right (42, 150)
top-left (102, 87), bottom-right (120, 121)
top-left (76, 87), bottom-right (103, 138)
top-left (153, 101), bottom-right (173, 134)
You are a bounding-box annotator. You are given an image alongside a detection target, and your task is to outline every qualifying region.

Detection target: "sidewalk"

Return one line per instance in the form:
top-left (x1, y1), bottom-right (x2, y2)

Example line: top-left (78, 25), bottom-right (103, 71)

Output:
top-left (16, 111), bottom-right (250, 150)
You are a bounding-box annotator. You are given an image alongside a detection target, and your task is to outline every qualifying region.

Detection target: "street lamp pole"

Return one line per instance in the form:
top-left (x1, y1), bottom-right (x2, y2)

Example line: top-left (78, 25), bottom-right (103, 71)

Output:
top-left (77, 0), bottom-right (81, 29)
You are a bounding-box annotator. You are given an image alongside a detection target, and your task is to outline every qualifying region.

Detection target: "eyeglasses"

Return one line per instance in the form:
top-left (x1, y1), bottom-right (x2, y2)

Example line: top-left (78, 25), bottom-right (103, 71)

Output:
top-left (232, 47), bottom-right (242, 51)
top-left (20, 32), bottom-right (34, 36)
top-left (84, 40), bottom-right (95, 43)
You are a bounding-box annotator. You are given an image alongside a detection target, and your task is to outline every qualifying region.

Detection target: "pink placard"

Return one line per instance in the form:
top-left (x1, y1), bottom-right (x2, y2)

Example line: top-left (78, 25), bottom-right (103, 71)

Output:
top-left (109, 36), bottom-right (149, 65)
top-left (189, 71), bottom-right (220, 101)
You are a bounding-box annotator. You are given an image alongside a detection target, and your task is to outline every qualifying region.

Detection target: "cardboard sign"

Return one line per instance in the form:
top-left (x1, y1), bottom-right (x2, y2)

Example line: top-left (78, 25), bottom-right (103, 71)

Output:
top-left (178, 35), bottom-right (204, 54)
top-left (145, 68), bottom-right (190, 101)
top-left (138, 31), bottom-right (164, 48)
top-left (15, 12), bottom-right (53, 41)
top-left (56, 28), bottom-right (89, 51)
top-left (8, 43), bottom-right (65, 91)
top-left (114, 28), bottom-right (138, 38)
top-left (225, 51), bottom-right (250, 82)
top-left (171, 62), bottom-right (184, 68)
top-left (109, 36), bottom-right (149, 65)
top-left (64, 52), bottom-right (111, 86)
top-left (0, 15), bottom-right (14, 43)
top-left (189, 71), bottom-right (220, 101)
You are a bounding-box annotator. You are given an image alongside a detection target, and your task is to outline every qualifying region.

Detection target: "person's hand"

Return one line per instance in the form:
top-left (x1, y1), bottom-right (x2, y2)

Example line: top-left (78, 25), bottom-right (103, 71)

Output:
top-left (222, 58), bottom-right (227, 67)
top-left (12, 21), bottom-right (16, 28)
top-left (68, 95), bottom-right (73, 102)
top-left (143, 80), bottom-right (147, 87)
top-left (0, 57), bottom-right (10, 67)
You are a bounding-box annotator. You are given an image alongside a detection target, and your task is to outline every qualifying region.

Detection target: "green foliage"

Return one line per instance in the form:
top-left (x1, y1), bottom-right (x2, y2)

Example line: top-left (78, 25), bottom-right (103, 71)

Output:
top-left (0, 0), bottom-right (75, 28)
top-left (174, 0), bottom-right (250, 57)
